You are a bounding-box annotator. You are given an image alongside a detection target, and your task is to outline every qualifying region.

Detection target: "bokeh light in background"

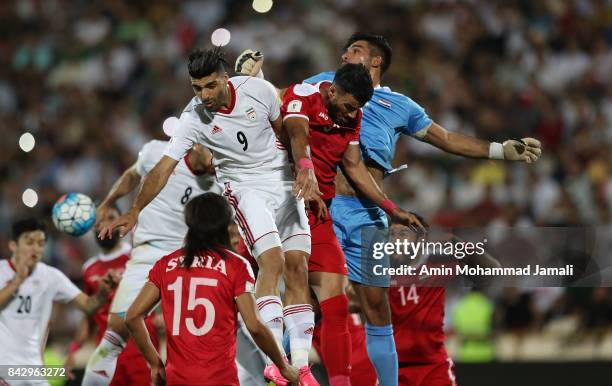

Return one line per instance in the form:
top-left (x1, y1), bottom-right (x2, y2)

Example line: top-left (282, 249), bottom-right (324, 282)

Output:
top-left (22, 188), bottom-right (38, 208)
top-left (211, 28), bottom-right (231, 46)
top-left (18, 132), bottom-right (35, 152)
top-left (162, 116), bottom-right (179, 137)
top-left (252, 0), bottom-right (273, 13)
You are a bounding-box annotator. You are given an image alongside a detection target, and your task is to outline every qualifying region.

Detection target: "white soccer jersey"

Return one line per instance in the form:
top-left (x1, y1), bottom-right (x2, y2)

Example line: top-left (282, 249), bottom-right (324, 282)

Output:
top-left (164, 76), bottom-right (292, 183)
top-left (0, 260), bottom-right (81, 367)
top-left (133, 140), bottom-right (221, 252)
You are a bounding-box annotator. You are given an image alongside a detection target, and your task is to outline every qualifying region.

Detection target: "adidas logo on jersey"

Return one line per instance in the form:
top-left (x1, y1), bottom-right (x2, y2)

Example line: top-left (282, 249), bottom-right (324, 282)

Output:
top-left (211, 126), bottom-right (223, 135)
top-left (304, 327), bottom-right (314, 335)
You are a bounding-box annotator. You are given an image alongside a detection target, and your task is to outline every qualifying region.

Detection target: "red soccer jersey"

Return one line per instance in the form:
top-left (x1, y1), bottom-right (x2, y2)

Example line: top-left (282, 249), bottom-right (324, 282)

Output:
top-left (389, 284), bottom-right (448, 363)
top-left (148, 248), bottom-right (256, 386)
top-left (281, 81), bottom-right (361, 200)
top-left (82, 244), bottom-right (131, 342)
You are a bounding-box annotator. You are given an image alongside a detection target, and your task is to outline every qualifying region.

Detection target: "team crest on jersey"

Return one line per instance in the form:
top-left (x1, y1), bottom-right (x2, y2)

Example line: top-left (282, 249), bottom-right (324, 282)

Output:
top-left (211, 125), bottom-right (223, 135)
top-left (287, 100), bottom-right (302, 113)
top-left (245, 107), bottom-right (256, 121)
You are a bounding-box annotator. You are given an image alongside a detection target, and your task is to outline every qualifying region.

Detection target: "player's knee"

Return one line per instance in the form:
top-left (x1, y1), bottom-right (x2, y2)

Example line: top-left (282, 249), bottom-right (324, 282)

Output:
top-left (283, 253), bottom-right (309, 284)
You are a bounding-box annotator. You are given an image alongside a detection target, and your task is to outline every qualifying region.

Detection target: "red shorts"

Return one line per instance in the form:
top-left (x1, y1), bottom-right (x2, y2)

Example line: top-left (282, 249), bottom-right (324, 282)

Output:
top-left (308, 211), bottom-right (348, 275)
top-left (398, 359), bottom-right (457, 386)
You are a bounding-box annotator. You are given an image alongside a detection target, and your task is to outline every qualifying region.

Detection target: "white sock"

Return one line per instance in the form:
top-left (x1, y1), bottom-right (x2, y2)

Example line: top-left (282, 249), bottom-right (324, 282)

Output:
top-left (283, 304), bottom-right (315, 368)
top-left (257, 296), bottom-right (285, 365)
top-left (82, 330), bottom-right (126, 386)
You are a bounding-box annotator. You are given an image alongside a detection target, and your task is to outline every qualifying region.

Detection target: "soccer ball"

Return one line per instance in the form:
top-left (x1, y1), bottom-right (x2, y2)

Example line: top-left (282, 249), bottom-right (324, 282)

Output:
top-left (52, 193), bottom-right (97, 236)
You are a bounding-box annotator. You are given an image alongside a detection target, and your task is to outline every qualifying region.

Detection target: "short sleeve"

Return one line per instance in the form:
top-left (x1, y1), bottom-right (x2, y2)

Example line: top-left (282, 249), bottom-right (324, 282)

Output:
top-left (303, 71), bottom-right (335, 85)
top-left (135, 141), bottom-right (153, 176)
top-left (399, 98), bottom-right (433, 139)
top-left (163, 114), bottom-right (200, 161)
top-left (148, 259), bottom-right (165, 289)
top-left (51, 268), bottom-right (82, 303)
top-left (259, 79), bottom-right (281, 122)
top-left (233, 256), bottom-right (256, 298)
top-left (280, 84), bottom-right (314, 122)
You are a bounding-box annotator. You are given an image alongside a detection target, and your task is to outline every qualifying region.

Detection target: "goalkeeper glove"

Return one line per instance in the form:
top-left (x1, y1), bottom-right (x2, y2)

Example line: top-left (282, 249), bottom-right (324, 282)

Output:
top-left (489, 137), bottom-right (542, 163)
top-left (235, 49), bottom-right (264, 78)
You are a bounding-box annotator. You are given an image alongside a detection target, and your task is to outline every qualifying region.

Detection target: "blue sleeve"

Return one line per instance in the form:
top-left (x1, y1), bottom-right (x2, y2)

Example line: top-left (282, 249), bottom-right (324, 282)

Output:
top-left (303, 71), bottom-right (335, 84)
top-left (399, 98), bottom-right (433, 138)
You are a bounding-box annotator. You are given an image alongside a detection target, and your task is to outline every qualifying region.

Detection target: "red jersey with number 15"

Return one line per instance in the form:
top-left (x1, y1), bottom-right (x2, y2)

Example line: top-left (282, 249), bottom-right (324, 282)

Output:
top-left (148, 248), bottom-right (256, 386)
top-left (281, 81), bottom-right (361, 200)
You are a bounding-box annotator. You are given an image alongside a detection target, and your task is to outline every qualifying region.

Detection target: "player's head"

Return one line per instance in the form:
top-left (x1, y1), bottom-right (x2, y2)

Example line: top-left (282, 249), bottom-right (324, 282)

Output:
top-left (94, 205), bottom-right (121, 251)
top-left (9, 218), bottom-right (46, 271)
top-left (188, 47), bottom-right (230, 111)
top-left (342, 32), bottom-right (392, 77)
top-left (183, 192), bottom-right (233, 268)
top-left (327, 63), bottom-right (373, 125)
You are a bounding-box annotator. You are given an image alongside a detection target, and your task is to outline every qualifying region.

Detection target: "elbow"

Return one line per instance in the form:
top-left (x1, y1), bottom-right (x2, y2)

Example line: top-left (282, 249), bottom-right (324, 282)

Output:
top-left (124, 309), bottom-right (140, 332)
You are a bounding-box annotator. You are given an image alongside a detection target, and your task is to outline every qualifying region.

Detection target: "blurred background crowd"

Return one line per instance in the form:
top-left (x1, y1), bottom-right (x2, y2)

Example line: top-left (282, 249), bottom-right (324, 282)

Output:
top-left (1, 0), bottom-right (612, 367)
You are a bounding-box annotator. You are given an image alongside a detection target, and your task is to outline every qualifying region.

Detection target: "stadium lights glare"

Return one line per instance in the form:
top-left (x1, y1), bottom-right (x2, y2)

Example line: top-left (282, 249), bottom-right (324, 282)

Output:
top-left (162, 116), bottom-right (179, 137)
top-left (22, 188), bottom-right (38, 208)
top-left (252, 0), bottom-right (273, 13)
top-left (211, 28), bottom-right (231, 47)
top-left (19, 132), bottom-right (35, 152)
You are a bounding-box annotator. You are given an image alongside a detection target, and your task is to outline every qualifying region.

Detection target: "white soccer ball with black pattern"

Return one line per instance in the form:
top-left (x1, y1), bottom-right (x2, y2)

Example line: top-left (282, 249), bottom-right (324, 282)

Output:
top-left (52, 192), bottom-right (97, 236)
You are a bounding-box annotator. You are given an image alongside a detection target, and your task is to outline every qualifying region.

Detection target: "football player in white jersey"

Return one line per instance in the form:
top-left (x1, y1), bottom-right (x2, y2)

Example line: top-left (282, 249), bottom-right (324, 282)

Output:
top-left (82, 141), bottom-right (220, 385)
top-left (101, 47), bottom-right (322, 385)
top-left (0, 218), bottom-right (117, 386)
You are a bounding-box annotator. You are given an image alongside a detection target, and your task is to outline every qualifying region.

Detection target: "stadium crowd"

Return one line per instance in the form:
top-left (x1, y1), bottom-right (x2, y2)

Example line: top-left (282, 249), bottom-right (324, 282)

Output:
top-left (1, 0), bottom-right (612, 364)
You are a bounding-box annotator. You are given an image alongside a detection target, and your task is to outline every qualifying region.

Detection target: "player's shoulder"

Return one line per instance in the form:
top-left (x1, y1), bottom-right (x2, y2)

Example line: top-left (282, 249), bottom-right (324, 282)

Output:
top-left (140, 139), bottom-right (169, 159)
top-left (230, 76), bottom-right (275, 93)
top-left (288, 82), bottom-right (320, 97)
top-left (82, 256), bottom-right (99, 274)
top-left (180, 96), bottom-right (202, 116)
top-left (374, 86), bottom-right (423, 110)
top-left (225, 249), bottom-right (255, 276)
top-left (305, 71), bottom-right (335, 83)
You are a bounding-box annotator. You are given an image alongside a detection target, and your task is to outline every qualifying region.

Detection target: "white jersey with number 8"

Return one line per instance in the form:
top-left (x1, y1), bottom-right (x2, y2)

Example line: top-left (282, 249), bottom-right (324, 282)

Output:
top-left (133, 140), bottom-right (221, 254)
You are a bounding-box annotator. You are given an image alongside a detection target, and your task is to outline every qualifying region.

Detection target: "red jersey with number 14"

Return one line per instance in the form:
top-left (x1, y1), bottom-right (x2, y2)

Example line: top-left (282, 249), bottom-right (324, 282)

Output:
top-left (148, 248), bottom-right (256, 386)
top-left (281, 81), bottom-right (361, 200)
top-left (389, 284), bottom-right (448, 363)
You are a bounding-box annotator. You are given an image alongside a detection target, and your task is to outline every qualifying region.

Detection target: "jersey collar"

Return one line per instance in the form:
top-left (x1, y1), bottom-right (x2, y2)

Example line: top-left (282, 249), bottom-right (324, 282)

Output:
top-left (216, 81), bottom-right (236, 115)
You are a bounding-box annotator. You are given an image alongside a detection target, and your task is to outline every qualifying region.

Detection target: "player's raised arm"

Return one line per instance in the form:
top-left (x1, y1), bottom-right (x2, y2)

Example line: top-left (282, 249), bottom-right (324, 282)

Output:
top-left (422, 122), bottom-right (542, 163)
top-left (341, 144), bottom-right (428, 234)
top-left (125, 282), bottom-right (165, 385)
top-left (236, 292), bottom-right (299, 384)
top-left (99, 155), bottom-right (179, 239)
top-left (71, 271), bottom-right (120, 315)
top-left (94, 163), bottom-right (141, 229)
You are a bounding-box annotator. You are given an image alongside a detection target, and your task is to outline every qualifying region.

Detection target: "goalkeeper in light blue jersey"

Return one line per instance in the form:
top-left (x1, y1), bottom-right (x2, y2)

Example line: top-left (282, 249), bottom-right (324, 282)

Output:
top-left (235, 32), bottom-right (541, 386)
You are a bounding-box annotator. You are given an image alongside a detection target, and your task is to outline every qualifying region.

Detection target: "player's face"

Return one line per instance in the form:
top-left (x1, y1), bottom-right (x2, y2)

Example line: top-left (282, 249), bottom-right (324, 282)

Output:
top-left (9, 231), bottom-right (46, 271)
top-left (342, 41), bottom-right (373, 69)
top-left (327, 85), bottom-right (362, 126)
top-left (190, 72), bottom-right (229, 111)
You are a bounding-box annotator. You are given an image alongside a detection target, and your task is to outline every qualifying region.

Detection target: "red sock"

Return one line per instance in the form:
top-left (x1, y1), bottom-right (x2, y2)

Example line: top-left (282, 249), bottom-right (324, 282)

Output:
top-left (320, 294), bottom-right (352, 383)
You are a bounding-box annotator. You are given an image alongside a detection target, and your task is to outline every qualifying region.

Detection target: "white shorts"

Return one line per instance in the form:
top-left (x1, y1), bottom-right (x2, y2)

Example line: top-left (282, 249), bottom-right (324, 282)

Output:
top-left (223, 180), bottom-right (310, 258)
top-left (110, 244), bottom-right (173, 315)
